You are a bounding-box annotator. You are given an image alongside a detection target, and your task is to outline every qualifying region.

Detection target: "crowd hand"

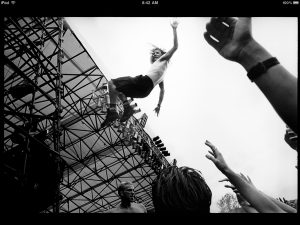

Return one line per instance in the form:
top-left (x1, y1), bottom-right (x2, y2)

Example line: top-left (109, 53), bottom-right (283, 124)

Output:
top-left (205, 140), bottom-right (229, 173)
top-left (277, 197), bottom-right (284, 203)
top-left (239, 173), bottom-right (256, 187)
top-left (154, 105), bottom-right (160, 116)
top-left (219, 178), bottom-right (251, 207)
top-left (277, 197), bottom-right (288, 204)
top-left (204, 17), bottom-right (253, 62)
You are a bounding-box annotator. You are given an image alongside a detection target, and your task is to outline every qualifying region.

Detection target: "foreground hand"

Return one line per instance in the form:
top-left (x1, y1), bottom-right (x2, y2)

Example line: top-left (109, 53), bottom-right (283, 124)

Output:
top-left (154, 105), bottom-right (161, 116)
top-left (204, 17), bottom-right (253, 62)
top-left (219, 178), bottom-right (236, 191)
top-left (219, 178), bottom-right (250, 206)
top-left (205, 140), bottom-right (229, 173)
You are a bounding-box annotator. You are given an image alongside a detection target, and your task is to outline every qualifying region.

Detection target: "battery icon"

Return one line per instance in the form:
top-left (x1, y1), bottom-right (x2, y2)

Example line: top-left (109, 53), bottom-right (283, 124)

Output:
top-left (293, 1), bottom-right (299, 4)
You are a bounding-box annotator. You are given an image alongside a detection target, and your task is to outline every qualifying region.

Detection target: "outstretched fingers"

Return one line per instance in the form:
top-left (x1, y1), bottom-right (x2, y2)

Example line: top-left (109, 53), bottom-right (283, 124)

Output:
top-left (205, 140), bottom-right (219, 155)
top-left (224, 184), bottom-right (236, 190)
top-left (205, 140), bottom-right (219, 160)
top-left (219, 178), bottom-right (230, 183)
top-left (205, 141), bottom-right (218, 164)
top-left (205, 140), bottom-right (214, 148)
top-left (205, 154), bottom-right (216, 163)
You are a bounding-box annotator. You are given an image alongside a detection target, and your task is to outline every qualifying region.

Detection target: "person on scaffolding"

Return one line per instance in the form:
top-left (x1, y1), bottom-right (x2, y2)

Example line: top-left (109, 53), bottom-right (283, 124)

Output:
top-left (100, 19), bottom-right (179, 128)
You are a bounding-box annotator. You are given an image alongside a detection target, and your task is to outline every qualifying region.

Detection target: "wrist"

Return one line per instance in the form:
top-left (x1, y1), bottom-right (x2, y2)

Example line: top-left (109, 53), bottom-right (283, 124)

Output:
top-left (221, 166), bottom-right (233, 176)
top-left (236, 39), bottom-right (273, 72)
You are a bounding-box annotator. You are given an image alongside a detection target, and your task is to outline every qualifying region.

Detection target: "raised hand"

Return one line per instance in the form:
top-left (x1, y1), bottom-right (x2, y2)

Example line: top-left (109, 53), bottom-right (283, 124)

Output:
top-left (219, 178), bottom-right (251, 207)
top-left (204, 17), bottom-right (253, 62)
top-left (205, 140), bottom-right (229, 173)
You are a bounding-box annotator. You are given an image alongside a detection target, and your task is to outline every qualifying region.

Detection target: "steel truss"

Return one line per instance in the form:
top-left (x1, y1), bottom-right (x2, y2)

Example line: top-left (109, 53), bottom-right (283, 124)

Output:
top-left (3, 17), bottom-right (170, 213)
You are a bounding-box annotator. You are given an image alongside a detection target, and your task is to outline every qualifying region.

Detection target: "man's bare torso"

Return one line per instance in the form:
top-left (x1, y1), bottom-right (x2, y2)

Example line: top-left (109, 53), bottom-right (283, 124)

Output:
top-left (147, 58), bottom-right (168, 86)
top-left (105, 202), bottom-right (147, 213)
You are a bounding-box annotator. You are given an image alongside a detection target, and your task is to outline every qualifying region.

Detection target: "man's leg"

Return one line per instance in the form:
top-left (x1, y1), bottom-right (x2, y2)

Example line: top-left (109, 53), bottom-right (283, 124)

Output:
top-left (100, 80), bottom-right (120, 128)
top-left (118, 92), bottom-right (135, 123)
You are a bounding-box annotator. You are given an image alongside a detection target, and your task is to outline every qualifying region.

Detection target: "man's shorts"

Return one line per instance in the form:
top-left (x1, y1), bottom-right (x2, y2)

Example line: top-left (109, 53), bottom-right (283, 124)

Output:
top-left (111, 75), bottom-right (154, 98)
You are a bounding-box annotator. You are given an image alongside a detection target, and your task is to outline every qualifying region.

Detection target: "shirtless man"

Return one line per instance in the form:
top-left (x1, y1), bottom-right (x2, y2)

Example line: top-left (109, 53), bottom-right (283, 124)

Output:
top-left (104, 181), bottom-right (147, 213)
top-left (101, 20), bottom-right (179, 128)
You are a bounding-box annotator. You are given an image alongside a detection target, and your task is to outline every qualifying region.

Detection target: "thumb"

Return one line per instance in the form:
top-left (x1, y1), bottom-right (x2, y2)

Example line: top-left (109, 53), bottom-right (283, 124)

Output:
top-left (219, 178), bottom-right (229, 182)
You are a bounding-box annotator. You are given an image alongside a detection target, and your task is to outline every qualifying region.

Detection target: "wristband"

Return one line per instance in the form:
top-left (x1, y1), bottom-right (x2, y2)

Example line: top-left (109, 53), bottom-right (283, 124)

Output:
top-left (247, 57), bottom-right (279, 82)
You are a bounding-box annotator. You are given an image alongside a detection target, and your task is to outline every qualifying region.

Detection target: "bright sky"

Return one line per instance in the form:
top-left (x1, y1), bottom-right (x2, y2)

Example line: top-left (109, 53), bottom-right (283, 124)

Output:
top-left (66, 17), bottom-right (298, 213)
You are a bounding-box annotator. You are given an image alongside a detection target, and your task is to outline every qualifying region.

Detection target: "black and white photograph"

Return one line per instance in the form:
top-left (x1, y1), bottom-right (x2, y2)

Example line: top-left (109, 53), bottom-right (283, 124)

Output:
top-left (1, 0), bottom-right (298, 216)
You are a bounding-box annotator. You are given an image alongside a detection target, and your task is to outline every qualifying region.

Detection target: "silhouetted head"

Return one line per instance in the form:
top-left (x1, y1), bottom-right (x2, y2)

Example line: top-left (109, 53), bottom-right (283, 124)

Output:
top-left (152, 166), bottom-right (212, 213)
top-left (150, 47), bottom-right (166, 63)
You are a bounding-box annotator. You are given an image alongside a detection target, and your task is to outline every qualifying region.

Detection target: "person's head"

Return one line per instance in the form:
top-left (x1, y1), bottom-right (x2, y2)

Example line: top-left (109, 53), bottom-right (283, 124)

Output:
top-left (150, 47), bottom-right (166, 63)
top-left (118, 181), bottom-right (135, 202)
top-left (152, 166), bottom-right (212, 213)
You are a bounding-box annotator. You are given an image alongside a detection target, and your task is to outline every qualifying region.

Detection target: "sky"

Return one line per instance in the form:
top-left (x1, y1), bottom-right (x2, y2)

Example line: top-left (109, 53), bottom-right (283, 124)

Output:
top-left (66, 17), bottom-right (298, 212)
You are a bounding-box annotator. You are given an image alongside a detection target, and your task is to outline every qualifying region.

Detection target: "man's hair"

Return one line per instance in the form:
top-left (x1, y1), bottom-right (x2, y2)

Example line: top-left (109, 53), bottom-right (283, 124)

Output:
top-left (151, 166), bottom-right (212, 213)
top-left (118, 181), bottom-right (133, 196)
top-left (150, 47), bottom-right (166, 64)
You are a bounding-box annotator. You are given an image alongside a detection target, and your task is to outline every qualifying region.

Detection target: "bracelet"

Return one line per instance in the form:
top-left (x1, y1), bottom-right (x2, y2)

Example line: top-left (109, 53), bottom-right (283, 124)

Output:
top-left (247, 57), bottom-right (280, 82)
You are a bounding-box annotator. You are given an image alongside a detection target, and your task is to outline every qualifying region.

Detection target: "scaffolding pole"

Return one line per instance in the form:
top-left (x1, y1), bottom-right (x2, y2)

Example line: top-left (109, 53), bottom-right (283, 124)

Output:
top-left (52, 17), bottom-right (64, 213)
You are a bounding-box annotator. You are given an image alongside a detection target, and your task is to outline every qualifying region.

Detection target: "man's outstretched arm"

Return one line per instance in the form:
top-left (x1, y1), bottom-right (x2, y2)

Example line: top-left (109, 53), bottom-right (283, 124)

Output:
top-left (160, 20), bottom-right (179, 61)
top-left (154, 81), bottom-right (165, 116)
top-left (204, 17), bottom-right (297, 133)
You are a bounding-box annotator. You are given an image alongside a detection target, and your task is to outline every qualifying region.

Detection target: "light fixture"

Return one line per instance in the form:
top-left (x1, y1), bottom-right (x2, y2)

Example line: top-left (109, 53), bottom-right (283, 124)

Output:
top-left (153, 136), bottom-right (160, 142)
top-left (10, 82), bottom-right (35, 99)
top-left (160, 147), bottom-right (166, 151)
top-left (156, 143), bottom-right (164, 148)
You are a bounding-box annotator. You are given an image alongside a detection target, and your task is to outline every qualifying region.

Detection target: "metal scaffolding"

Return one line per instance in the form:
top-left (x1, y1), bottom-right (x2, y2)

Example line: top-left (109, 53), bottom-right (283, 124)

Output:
top-left (3, 17), bottom-right (171, 213)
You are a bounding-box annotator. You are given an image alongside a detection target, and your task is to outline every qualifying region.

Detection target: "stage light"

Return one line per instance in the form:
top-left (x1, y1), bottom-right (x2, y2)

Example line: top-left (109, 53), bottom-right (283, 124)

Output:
top-left (155, 139), bottom-right (162, 145)
top-left (162, 151), bottom-right (170, 157)
top-left (139, 113), bottom-right (148, 128)
top-left (153, 136), bottom-right (160, 142)
top-left (133, 108), bottom-right (141, 114)
top-left (160, 147), bottom-right (166, 151)
top-left (156, 143), bottom-right (164, 148)
top-left (10, 83), bottom-right (35, 99)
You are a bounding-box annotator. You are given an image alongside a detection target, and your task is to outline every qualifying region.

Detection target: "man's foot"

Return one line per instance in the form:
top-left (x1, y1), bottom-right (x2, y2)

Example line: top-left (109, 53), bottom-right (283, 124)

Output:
top-left (101, 109), bottom-right (120, 128)
top-left (120, 105), bottom-right (135, 122)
